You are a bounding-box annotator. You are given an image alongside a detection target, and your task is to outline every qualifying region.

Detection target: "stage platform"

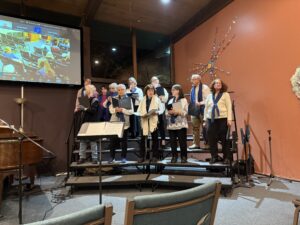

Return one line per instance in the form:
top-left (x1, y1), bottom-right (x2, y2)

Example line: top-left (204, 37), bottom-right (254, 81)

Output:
top-left (70, 157), bottom-right (231, 170)
top-left (67, 157), bottom-right (234, 196)
top-left (66, 174), bottom-right (233, 195)
top-left (72, 146), bottom-right (237, 156)
top-left (67, 124), bottom-right (238, 196)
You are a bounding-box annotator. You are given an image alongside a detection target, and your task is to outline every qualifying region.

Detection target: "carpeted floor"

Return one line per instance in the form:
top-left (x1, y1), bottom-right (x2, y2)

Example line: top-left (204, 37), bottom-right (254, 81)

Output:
top-left (0, 175), bottom-right (299, 225)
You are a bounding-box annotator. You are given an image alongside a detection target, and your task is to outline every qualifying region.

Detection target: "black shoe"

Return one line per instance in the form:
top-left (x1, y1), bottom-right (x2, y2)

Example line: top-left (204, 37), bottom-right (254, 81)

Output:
top-left (152, 157), bottom-right (158, 163)
top-left (181, 157), bottom-right (187, 163)
top-left (209, 157), bottom-right (217, 164)
top-left (77, 158), bottom-right (85, 164)
top-left (171, 157), bottom-right (178, 163)
top-left (138, 158), bottom-right (145, 163)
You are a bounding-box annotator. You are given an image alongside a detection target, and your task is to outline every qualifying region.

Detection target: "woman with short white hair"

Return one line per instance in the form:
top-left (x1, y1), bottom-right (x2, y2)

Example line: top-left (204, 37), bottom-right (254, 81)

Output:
top-left (103, 82), bottom-right (118, 109)
top-left (109, 84), bottom-right (134, 163)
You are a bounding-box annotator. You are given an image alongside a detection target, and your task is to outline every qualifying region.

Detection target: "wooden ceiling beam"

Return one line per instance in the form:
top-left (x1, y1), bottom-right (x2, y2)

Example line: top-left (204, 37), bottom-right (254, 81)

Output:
top-left (20, 0), bottom-right (27, 17)
top-left (81, 0), bottom-right (104, 27)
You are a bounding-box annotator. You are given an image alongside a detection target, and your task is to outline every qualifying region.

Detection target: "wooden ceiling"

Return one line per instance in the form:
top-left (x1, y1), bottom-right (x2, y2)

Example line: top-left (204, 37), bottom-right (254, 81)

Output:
top-left (2, 0), bottom-right (212, 35)
top-left (94, 0), bottom-right (211, 35)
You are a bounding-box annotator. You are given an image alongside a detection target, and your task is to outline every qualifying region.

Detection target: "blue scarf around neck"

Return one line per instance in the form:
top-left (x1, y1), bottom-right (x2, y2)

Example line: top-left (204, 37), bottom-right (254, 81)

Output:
top-left (211, 92), bottom-right (223, 123)
top-left (191, 83), bottom-right (204, 114)
top-left (117, 95), bottom-right (126, 122)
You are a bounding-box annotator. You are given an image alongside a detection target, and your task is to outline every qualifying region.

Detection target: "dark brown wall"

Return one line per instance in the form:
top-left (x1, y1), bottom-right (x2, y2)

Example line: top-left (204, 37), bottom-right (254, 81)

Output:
top-left (0, 84), bottom-right (77, 172)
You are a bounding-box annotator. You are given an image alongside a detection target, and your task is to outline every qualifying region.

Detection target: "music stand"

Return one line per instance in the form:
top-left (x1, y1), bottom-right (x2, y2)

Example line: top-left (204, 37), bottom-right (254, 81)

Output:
top-left (0, 119), bottom-right (55, 224)
top-left (77, 122), bottom-right (125, 204)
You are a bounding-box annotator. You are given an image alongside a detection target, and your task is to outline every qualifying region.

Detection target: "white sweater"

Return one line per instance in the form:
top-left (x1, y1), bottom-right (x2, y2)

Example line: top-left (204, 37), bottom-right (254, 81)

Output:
top-left (204, 92), bottom-right (232, 121)
top-left (137, 95), bottom-right (164, 136)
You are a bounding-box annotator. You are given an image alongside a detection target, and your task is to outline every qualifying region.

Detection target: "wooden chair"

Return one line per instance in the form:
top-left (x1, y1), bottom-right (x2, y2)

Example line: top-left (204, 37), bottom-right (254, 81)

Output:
top-left (293, 199), bottom-right (300, 225)
top-left (24, 203), bottom-right (113, 225)
top-left (124, 182), bottom-right (221, 225)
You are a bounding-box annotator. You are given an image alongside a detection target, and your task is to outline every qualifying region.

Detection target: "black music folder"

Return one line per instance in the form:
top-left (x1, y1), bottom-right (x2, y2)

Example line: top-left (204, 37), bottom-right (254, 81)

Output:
top-left (112, 97), bottom-right (132, 110)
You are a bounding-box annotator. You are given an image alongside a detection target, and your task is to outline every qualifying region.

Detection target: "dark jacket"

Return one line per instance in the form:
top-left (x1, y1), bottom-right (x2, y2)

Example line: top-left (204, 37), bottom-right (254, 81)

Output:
top-left (82, 97), bottom-right (99, 123)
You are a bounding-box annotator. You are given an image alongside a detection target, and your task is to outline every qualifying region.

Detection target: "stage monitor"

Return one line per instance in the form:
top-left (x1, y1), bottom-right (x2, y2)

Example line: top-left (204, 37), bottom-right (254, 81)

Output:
top-left (0, 14), bottom-right (82, 86)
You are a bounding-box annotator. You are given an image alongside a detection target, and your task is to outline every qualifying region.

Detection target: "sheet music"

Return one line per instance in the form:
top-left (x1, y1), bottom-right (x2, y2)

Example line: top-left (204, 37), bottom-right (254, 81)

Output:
top-left (146, 109), bottom-right (158, 116)
top-left (77, 122), bottom-right (125, 138)
top-left (134, 109), bottom-right (158, 117)
top-left (104, 122), bottom-right (124, 138)
top-left (79, 123), bottom-right (106, 136)
top-left (127, 92), bottom-right (139, 99)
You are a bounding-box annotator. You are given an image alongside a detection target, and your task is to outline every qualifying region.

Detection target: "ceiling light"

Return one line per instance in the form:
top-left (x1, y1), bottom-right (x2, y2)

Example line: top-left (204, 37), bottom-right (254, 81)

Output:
top-left (94, 60), bottom-right (99, 64)
top-left (161, 0), bottom-right (171, 4)
top-left (166, 48), bottom-right (171, 55)
top-left (112, 47), bottom-right (117, 52)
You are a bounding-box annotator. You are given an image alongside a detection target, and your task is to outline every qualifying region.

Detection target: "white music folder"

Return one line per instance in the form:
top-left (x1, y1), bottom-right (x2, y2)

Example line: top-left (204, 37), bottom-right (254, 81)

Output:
top-left (77, 122), bottom-right (125, 140)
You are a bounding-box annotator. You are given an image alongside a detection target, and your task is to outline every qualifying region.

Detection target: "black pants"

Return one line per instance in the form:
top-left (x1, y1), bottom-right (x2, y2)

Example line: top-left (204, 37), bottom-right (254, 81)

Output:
top-left (207, 118), bottom-right (230, 159)
top-left (140, 129), bottom-right (159, 159)
top-left (169, 128), bottom-right (187, 158)
top-left (129, 106), bottom-right (140, 137)
top-left (157, 114), bottom-right (166, 141)
top-left (110, 129), bottom-right (128, 159)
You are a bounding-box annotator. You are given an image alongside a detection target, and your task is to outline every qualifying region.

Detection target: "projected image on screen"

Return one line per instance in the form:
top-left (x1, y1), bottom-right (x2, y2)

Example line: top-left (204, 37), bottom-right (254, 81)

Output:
top-left (0, 15), bottom-right (81, 85)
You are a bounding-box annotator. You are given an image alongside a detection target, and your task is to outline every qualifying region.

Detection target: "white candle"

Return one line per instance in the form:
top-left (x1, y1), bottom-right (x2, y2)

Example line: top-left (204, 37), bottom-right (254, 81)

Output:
top-left (21, 86), bottom-right (24, 99)
top-left (20, 86), bottom-right (24, 131)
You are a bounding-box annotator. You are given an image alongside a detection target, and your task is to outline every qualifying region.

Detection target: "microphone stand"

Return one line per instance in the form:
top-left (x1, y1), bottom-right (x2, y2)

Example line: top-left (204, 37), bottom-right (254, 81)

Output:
top-left (232, 101), bottom-right (241, 182)
top-left (267, 130), bottom-right (274, 186)
top-left (0, 119), bottom-right (55, 224)
top-left (239, 127), bottom-right (254, 188)
top-left (65, 113), bottom-right (76, 179)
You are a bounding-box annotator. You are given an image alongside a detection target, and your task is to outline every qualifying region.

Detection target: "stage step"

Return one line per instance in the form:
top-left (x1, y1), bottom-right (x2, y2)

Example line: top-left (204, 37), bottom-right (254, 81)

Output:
top-left (70, 160), bottom-right (150, 169)
top-left (72, 147), bottom-right (235, 154)
top-left (72, 148), bottom-right (136, 154)
top-left (74, 135), bottom-right (196, 143)
top-left (148, 174), bottom-right (233, 188)
top-left (153, 157), bottom-right (231, 169)
top-left (163, 147), bottom-right (237, 154)
top-left (70, 157), bottom-right (231, 169)
top-left (66, 174), bottom-right (149, 186)
top-left (65, 174), bottom-right (233, 191)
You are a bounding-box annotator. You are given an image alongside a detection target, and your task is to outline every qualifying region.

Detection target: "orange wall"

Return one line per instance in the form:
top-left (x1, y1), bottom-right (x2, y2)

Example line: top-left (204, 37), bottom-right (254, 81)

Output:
top-left (174, 0), bottom-right (300, 180)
